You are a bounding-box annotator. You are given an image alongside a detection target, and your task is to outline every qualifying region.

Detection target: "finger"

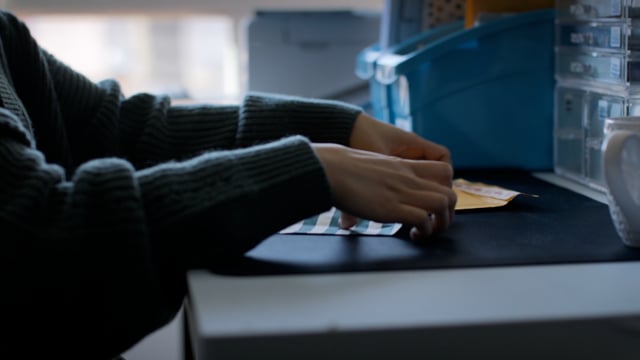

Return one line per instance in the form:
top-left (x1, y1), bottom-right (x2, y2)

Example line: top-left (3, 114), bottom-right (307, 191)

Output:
top-left (429, 196), bottom-right (452, 233)
top-left (399, 183), bottom-right (457, 217)
top-left (417, 140), bottom-right (451, 163)
top-left (410, 218), bottom-right (433, 241)
top-left (386, 128), bottom-right (449, 160)
top-left (393, 203), bottom-right (450, 237)
top-left (408, 161), bottom-right (454, 188)
top-left (402, 190), bottom-right (454, 233)
top-left (339, 212), bottom-right (359, 229)
top-left (388, 203), bottom-right (433, 229)
top-left (430, 143), bottom-right (452, 163)
top-left (410, 210), bottom-right (453, 241)
top-left (407, 136), bottom-right (452, 163)
top-left (382, 162), bottom-right (453, 198)
top-left (385, 164), bottom-right (457, 223)
top-left (410, 212), bottom-right (440, 240)
top-left (432, 206), bottom-right (451, 234)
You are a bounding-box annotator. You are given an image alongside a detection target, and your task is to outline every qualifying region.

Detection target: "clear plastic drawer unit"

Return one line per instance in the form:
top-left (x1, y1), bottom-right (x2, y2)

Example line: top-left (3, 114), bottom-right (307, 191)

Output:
top-left (554, 1), bottom-right (640, 190)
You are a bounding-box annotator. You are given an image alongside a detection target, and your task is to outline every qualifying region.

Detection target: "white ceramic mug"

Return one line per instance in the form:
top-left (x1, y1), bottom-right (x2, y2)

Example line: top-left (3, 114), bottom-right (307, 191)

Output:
top-left (602, 117), bottom-right (640, 247)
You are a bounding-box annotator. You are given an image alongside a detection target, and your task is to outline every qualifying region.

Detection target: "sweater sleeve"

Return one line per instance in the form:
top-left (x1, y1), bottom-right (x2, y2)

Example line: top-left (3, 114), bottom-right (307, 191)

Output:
top-left (0, 10), bottom-right (343, 359)
top-left (237, 91), bottom-right (362, 147)
top-left (110, 89), bottom-right (363, 167)
top-left (1, 105), bottom-right (332, 358)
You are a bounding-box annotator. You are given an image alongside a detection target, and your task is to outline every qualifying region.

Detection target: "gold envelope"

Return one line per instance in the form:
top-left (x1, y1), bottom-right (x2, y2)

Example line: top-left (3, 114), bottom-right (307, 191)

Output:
top-left (454, 178), bottom-right (535, 210)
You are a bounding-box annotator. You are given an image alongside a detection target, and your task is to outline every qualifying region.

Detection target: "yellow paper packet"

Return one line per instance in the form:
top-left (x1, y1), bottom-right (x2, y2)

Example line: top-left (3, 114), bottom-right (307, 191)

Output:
top-left (453, 179), bottom-right (537, 210)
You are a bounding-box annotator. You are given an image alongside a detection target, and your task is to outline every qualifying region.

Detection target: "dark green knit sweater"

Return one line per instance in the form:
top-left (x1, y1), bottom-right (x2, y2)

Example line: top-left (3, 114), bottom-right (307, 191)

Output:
top-left (0, 10), bottom-right (361, 359)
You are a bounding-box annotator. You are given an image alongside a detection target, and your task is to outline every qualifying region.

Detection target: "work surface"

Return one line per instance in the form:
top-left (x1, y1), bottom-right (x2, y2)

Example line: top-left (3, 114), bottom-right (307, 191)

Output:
top-left (187, 171), bottom-right (640, 359)
top-left (207, 170), bottom-right (640, 276)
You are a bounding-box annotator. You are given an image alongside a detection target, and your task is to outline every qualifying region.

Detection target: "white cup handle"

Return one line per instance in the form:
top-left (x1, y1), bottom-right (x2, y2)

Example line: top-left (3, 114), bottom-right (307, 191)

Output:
top-left (603, 130), bottom-right (640, 245)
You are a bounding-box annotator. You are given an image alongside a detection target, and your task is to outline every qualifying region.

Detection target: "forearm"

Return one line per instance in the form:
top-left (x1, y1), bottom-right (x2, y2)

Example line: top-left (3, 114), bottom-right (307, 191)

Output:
top-left (138, 135), bottom-right (332, 262)
top-left (237, 92), bottom-right (363, 147)
top-left (117, 93), bottom-right (241, 167)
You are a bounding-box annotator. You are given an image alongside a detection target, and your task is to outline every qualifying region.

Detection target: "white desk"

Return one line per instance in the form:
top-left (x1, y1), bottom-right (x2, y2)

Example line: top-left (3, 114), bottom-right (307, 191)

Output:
top-left (186, 174), bottom-right (640, 359)
top-left (187, 262), bottom-right (640, 359)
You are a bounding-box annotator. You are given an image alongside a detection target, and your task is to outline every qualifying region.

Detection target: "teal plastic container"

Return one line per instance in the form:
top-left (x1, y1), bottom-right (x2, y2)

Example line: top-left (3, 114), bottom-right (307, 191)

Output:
top-left (365, 10), bottom-right (555, 170)
top-left (356, 21), bottom-right (463, 123)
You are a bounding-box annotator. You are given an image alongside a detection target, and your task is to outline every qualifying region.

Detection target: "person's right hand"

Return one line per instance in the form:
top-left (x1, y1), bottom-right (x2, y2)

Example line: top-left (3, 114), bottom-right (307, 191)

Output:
top-left (313, 143), bottom-right (456, 241)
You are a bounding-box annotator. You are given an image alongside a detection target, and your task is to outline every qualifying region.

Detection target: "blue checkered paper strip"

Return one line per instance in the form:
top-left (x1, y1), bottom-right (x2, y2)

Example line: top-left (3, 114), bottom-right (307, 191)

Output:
top-left (279, 207), bottom-right (402, 235)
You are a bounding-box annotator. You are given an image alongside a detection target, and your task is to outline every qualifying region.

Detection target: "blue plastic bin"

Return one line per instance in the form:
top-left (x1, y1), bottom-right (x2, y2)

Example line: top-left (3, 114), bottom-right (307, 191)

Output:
top-left (370, 10), bottom-right (555, 170)
top-left (356, 21), bottom-right (463, 123)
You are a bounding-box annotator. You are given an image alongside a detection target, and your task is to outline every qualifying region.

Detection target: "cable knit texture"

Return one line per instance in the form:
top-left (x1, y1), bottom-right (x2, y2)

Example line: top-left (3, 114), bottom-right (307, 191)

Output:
top-left (0, 10), bottom-right (360, 359)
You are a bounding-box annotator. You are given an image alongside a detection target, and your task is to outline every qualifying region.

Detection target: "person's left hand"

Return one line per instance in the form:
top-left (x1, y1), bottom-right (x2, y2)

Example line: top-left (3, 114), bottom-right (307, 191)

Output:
top-left (340, 112), bottom-right (454, 230)
top-left (349, 112), bottom-right (452, 163)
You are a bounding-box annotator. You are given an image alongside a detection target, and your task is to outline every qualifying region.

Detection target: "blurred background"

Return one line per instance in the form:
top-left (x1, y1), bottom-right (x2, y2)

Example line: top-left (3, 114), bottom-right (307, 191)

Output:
top-left (5, 0), bottom-right (382, 104)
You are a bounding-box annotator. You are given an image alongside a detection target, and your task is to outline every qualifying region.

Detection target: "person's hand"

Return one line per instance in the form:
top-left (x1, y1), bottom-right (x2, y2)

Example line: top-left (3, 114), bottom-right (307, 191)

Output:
top-left (349, 112), bottom-right (451, 163)
top-left (341, 112), bottom-right (453, 229)
top-left (313, 144), bottom-right (456, 241)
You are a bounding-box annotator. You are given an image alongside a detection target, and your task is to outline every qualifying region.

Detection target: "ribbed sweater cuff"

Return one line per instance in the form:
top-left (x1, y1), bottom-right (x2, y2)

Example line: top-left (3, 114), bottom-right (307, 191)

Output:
top-left (237, 92), bottom-right (362, 147)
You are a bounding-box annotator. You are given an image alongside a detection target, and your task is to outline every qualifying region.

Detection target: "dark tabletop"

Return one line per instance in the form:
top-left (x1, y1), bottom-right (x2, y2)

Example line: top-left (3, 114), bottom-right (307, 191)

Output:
top-left (209, 170), bottom-right (640, 276)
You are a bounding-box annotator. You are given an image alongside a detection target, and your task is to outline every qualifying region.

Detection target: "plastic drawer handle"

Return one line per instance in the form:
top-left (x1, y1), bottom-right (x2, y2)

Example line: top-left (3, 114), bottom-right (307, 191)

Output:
top-left (355, 43), bottom-right (382, 79)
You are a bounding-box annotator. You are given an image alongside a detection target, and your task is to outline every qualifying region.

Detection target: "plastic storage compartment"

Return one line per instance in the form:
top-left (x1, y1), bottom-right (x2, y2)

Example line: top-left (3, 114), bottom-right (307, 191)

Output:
top-left (630, 98), bottom-right (640, 114)
top-left (556, 20), bottom-right (640, 52)
top-left (373, 9), bottom-right (555, 169)
top-left (585, 91), bottom-right (626, 188)
top-left (556, 0), bottom-right (640, 20)
top-left (554, 83), bottom-right (631, 190)
top-left (555, 48), bottom-right (640, 85)
top-left (555, 86), bottom-right (587, 178)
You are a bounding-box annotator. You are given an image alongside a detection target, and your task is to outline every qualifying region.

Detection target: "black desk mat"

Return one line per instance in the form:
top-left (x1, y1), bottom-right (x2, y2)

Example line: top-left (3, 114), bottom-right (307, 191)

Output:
top-left (210, 171), bottom-right (640, 275)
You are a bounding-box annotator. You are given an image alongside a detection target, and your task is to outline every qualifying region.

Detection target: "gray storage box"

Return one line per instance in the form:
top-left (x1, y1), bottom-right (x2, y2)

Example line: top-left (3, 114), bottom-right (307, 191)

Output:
top-left (246, 10), bottom-right (380, 100)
